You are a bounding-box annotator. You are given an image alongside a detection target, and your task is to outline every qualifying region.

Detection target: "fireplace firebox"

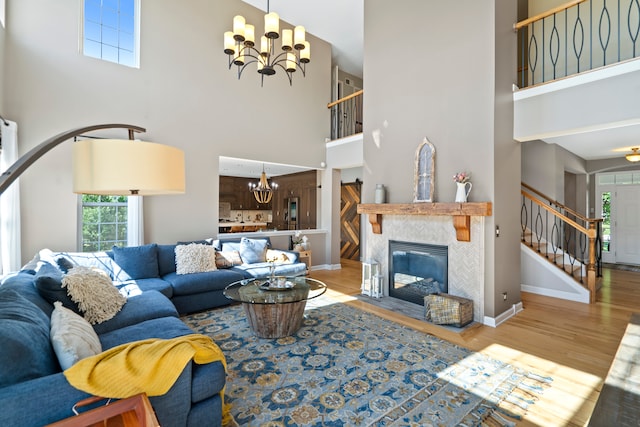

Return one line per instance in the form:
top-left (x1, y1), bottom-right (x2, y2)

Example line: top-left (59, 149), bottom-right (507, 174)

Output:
top-left (388, 240), bottom-right (448, 305)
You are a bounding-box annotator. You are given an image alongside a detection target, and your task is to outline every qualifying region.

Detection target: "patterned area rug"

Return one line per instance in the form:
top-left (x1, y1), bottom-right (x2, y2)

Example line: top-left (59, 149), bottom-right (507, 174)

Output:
top-left (182, 300), bottom-right (552, 426)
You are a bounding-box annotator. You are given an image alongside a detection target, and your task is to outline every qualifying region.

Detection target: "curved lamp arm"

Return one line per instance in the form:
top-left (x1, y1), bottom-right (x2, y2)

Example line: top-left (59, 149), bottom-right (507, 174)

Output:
top-left (0, 124), bottom-right (145, 196)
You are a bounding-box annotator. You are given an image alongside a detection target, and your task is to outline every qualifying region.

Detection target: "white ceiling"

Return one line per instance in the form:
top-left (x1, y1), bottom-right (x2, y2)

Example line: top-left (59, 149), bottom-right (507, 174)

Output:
top-left (543, 126), bottom-right (640, 161)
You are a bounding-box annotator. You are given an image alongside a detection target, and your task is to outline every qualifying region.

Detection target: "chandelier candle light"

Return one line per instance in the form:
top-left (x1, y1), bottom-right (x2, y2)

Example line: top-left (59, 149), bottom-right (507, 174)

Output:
top-left (248, 164), bottom-right (278, 204)
top-left (224, 0), bottom-right (311, 86)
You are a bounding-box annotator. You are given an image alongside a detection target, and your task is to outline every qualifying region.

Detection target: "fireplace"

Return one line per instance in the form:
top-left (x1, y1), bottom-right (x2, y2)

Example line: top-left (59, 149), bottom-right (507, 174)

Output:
top-left (388, 240), bottom-right (448, 305)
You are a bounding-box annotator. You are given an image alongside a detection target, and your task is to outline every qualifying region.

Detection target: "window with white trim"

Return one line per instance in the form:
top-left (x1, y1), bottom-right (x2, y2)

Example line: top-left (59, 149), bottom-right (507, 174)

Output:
top-left (82, 0), bottom-right (139, 67)
top-left (80, 195), bottom-right (128, 251)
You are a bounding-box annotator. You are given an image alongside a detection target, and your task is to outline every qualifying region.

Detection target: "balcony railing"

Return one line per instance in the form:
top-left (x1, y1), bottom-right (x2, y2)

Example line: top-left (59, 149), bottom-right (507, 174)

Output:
top-left (515, 0), bottom-right (640, 88)
top-left (327, 90), bottom-right (363, 141)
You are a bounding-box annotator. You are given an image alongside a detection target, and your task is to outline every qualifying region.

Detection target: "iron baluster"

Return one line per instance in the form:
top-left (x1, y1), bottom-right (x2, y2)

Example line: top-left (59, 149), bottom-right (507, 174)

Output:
top-left (629, 0), bottom-right (640, 56)
top-left (574, 4), bottom-right (585, 74)
top-left (600, 0), bottom-right (612, 65)
top-left (550, 14), bottom-right (561, 79)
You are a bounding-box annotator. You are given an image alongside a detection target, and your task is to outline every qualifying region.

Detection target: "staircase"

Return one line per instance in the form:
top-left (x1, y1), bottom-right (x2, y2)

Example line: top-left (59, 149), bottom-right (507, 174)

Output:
top-left (521, 183), bottom-right (602, 303)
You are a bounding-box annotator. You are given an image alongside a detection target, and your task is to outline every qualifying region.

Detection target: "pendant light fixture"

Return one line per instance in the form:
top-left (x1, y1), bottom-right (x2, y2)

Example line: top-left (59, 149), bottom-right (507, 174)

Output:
top-left (625, 147), bottom-right (640, 162)
top-left (223, 0), bottom-right (311, 86)
top-left (249, 164), bottom-right (278, 204)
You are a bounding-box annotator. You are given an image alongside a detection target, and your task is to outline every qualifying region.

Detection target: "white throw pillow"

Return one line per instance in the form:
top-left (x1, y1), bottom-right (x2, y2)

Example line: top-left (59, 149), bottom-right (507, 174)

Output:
top-left (62, 266), bottom-right (126, 324)
top-left (175, 243), bottom-right (218, 275)
top-left (50, 301), bottom-right (102, 370)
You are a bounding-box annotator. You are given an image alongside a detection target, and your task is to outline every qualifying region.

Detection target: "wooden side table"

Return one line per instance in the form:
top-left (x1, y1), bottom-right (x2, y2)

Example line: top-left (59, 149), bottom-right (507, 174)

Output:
top-left (296, 250), bottom-right (312, 273)
top-left (46, 393), bottom-right (159, 427)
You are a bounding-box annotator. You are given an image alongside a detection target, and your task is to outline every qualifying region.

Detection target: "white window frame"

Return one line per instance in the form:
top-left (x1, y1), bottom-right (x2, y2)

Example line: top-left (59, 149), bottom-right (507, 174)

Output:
top-left (77, 195), bottom-right (144, 251)
top-left (595, 171), bottom-right (640, 264)
top-left (81, 0), bottom-right (141, 68)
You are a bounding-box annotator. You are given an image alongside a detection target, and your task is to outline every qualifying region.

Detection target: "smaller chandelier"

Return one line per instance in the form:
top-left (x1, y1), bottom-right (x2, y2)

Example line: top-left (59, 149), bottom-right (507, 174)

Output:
top-left (223, 0), bottom-right (310, 86)
top-left (249, 165), bottom-right (278, 204)
top-left (626, 147), bottom-right (640, 162)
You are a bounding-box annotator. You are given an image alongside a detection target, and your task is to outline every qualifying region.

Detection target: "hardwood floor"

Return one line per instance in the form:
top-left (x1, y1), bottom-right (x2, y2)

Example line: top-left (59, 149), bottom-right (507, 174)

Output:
top-left (310, 259), bottom-right (640, 427)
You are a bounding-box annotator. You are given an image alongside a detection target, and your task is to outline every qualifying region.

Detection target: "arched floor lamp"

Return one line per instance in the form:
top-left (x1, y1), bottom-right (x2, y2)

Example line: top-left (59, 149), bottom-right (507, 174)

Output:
top-left (0, 124), bottom-right (185, 196)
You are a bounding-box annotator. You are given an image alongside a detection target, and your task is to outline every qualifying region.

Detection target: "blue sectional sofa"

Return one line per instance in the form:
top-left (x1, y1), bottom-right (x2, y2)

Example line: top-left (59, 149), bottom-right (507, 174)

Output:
top-left (0, 236), bottom-right (306, 426)
top-left (0, 271), bottom-right (225, 427)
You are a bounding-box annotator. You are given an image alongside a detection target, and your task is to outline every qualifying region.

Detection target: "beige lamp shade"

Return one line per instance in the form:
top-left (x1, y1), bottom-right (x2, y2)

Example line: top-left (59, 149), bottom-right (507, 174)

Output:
top-left (72, 139), bottom-right (185, 195)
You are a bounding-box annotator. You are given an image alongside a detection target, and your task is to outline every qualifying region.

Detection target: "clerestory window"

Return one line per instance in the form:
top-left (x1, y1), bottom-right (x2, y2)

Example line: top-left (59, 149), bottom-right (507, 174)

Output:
top-left (82, 0), bottom-right (139, 68)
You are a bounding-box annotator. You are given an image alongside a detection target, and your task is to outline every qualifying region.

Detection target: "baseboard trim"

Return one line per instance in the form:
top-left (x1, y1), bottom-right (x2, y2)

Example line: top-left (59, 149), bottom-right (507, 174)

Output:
top-left (521, 284), bottom-right (590, 303)
top-left (310, 263), bottom-right (342, 271)
top-left (483, 302), bottom-right (524, 328)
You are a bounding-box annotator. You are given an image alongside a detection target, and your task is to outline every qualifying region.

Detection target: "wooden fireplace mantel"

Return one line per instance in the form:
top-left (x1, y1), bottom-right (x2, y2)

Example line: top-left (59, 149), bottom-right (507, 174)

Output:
top-left (357, 202), bottom-right (493, 242)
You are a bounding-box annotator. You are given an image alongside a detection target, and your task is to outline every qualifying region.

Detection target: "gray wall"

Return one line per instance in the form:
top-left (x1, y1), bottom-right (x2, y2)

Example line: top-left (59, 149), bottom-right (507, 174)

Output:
top-left (522, 140), bottom-right (587, 209)
top-left (363, 0), bottom-right (519, 318)
top-left (3, 0), bottom-right (331, 262)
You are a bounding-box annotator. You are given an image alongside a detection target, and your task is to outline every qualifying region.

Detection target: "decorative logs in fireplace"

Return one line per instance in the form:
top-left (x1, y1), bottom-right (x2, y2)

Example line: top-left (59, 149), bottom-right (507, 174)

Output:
top-left (357, 202), bottom-right (492, 242)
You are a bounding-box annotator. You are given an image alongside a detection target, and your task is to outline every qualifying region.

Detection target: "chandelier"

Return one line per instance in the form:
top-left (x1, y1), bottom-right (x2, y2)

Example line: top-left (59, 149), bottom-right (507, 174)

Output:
top-left (249, 165), bottom-right (278, 204)
top-left (626, 147), bottom-right (640, 162)
top-left (223, 0), bottom-right (311, 86)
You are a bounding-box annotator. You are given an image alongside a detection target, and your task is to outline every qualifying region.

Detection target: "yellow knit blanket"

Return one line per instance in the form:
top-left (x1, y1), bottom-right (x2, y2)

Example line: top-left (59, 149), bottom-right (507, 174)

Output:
top-left (64, 333), bottom-right (231, 424)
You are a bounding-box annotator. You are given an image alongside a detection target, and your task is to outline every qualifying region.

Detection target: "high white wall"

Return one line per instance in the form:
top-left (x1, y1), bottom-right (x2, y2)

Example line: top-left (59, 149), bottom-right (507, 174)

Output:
top-left (3, 0), bottom-right (332, 262)
top-left (363, 0), bottom-right (519, 318)
top-left (0, 3), bottom-right (5, 113)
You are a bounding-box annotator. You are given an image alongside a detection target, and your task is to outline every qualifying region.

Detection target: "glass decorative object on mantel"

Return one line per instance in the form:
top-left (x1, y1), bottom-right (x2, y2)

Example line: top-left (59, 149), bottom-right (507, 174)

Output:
top-left (413, 137), bottom-right (435, 202)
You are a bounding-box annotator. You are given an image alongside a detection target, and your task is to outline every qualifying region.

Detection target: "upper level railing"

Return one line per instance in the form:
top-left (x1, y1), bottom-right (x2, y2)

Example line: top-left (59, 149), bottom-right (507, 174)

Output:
top-left (521, 182), bottom-right (602, 303)
top-left (327, 90), bottom-right (363, 141)
top-left (515, 0), bottom-right (640, 88)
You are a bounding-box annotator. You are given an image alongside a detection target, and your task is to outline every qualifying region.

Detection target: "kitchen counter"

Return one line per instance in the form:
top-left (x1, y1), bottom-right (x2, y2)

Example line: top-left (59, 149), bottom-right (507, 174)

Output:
top-left (218, 222), bottom-right (267, 227)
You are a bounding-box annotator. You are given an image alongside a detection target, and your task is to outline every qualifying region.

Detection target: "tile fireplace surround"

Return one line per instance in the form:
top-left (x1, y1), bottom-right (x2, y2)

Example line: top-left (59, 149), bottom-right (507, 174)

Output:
top-left (365, 215), bottom-right (485, 322)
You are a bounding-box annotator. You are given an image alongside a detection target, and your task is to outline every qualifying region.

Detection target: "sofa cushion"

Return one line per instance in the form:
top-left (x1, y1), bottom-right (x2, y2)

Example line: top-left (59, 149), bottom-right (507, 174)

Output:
top-left (98, 316), bottom-right (197, 350)
top-left (62, 266), bottom-right (126, 325)
top-left (50, 301), bottom-right (102, 370)
top-left (175, 244), bottom-right (217, 275)
top-left (1, 271), bottom-right (56, 316)
top-left (232, 262), bottom-right (307, 278)
top-left (177, 239), bottom-right (213, 245)
top-left (163, 270), bottom-right (245, 296)
top-left (220, 241), bottom-right (241, 252)
top-left (217, 237), bottom-right (272, 251)
top-left (157, 244), bottom-right (178, 276)
top-left (118, 278), bottom-right (173, 299)
top-left (92, 290), bottom-right (178, 335)
top-left (239, 237), bottom-right (268, 264)
top-left (214, 250), bottom-right (243, 269)
top-left (112, 244), bottom-right (160, 279)
top-left (0, 288), bottom-right (59, 387)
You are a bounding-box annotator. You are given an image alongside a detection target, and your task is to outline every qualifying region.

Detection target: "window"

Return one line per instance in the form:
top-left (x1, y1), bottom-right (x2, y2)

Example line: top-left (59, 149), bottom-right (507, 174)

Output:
top-left (80, 195), bottom-right (128, 251)
top-left (601, 191), bottom-right (611, 252)
top-left (82, 0), bottom-right (139, 67)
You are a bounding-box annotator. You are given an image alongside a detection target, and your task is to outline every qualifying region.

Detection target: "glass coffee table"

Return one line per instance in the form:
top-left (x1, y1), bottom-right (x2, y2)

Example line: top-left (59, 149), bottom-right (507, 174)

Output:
top-left (223, 276), bottom-right (327, 338)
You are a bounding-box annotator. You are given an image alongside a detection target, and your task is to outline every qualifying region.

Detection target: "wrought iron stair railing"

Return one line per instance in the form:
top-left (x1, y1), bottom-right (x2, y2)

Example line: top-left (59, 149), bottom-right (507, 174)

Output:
top-left (327, 90), bottom-right (363, 141)
top-left (521, 182), bottom-right (602, 303)
top-left (515, 0), bottom-right (640, 88)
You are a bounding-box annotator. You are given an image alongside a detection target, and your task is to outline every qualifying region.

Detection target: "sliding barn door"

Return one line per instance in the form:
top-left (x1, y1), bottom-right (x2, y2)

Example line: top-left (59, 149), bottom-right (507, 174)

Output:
top-left (340, 182), bottom-right (361, 260)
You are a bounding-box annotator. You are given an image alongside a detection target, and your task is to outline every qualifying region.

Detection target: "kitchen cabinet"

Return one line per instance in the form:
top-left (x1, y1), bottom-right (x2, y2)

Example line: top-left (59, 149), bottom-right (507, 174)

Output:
top-left (219, 171), bottom-right (316, 229)
top-left (220, 176), bottom-right (273, 210)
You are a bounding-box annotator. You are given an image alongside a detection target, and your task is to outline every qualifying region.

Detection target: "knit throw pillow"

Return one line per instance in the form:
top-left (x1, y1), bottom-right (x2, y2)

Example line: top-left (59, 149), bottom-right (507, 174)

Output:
top-left (175, 244), bottom-right (218, 275)
top-left (62, 266), bottom-right (126, 324)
